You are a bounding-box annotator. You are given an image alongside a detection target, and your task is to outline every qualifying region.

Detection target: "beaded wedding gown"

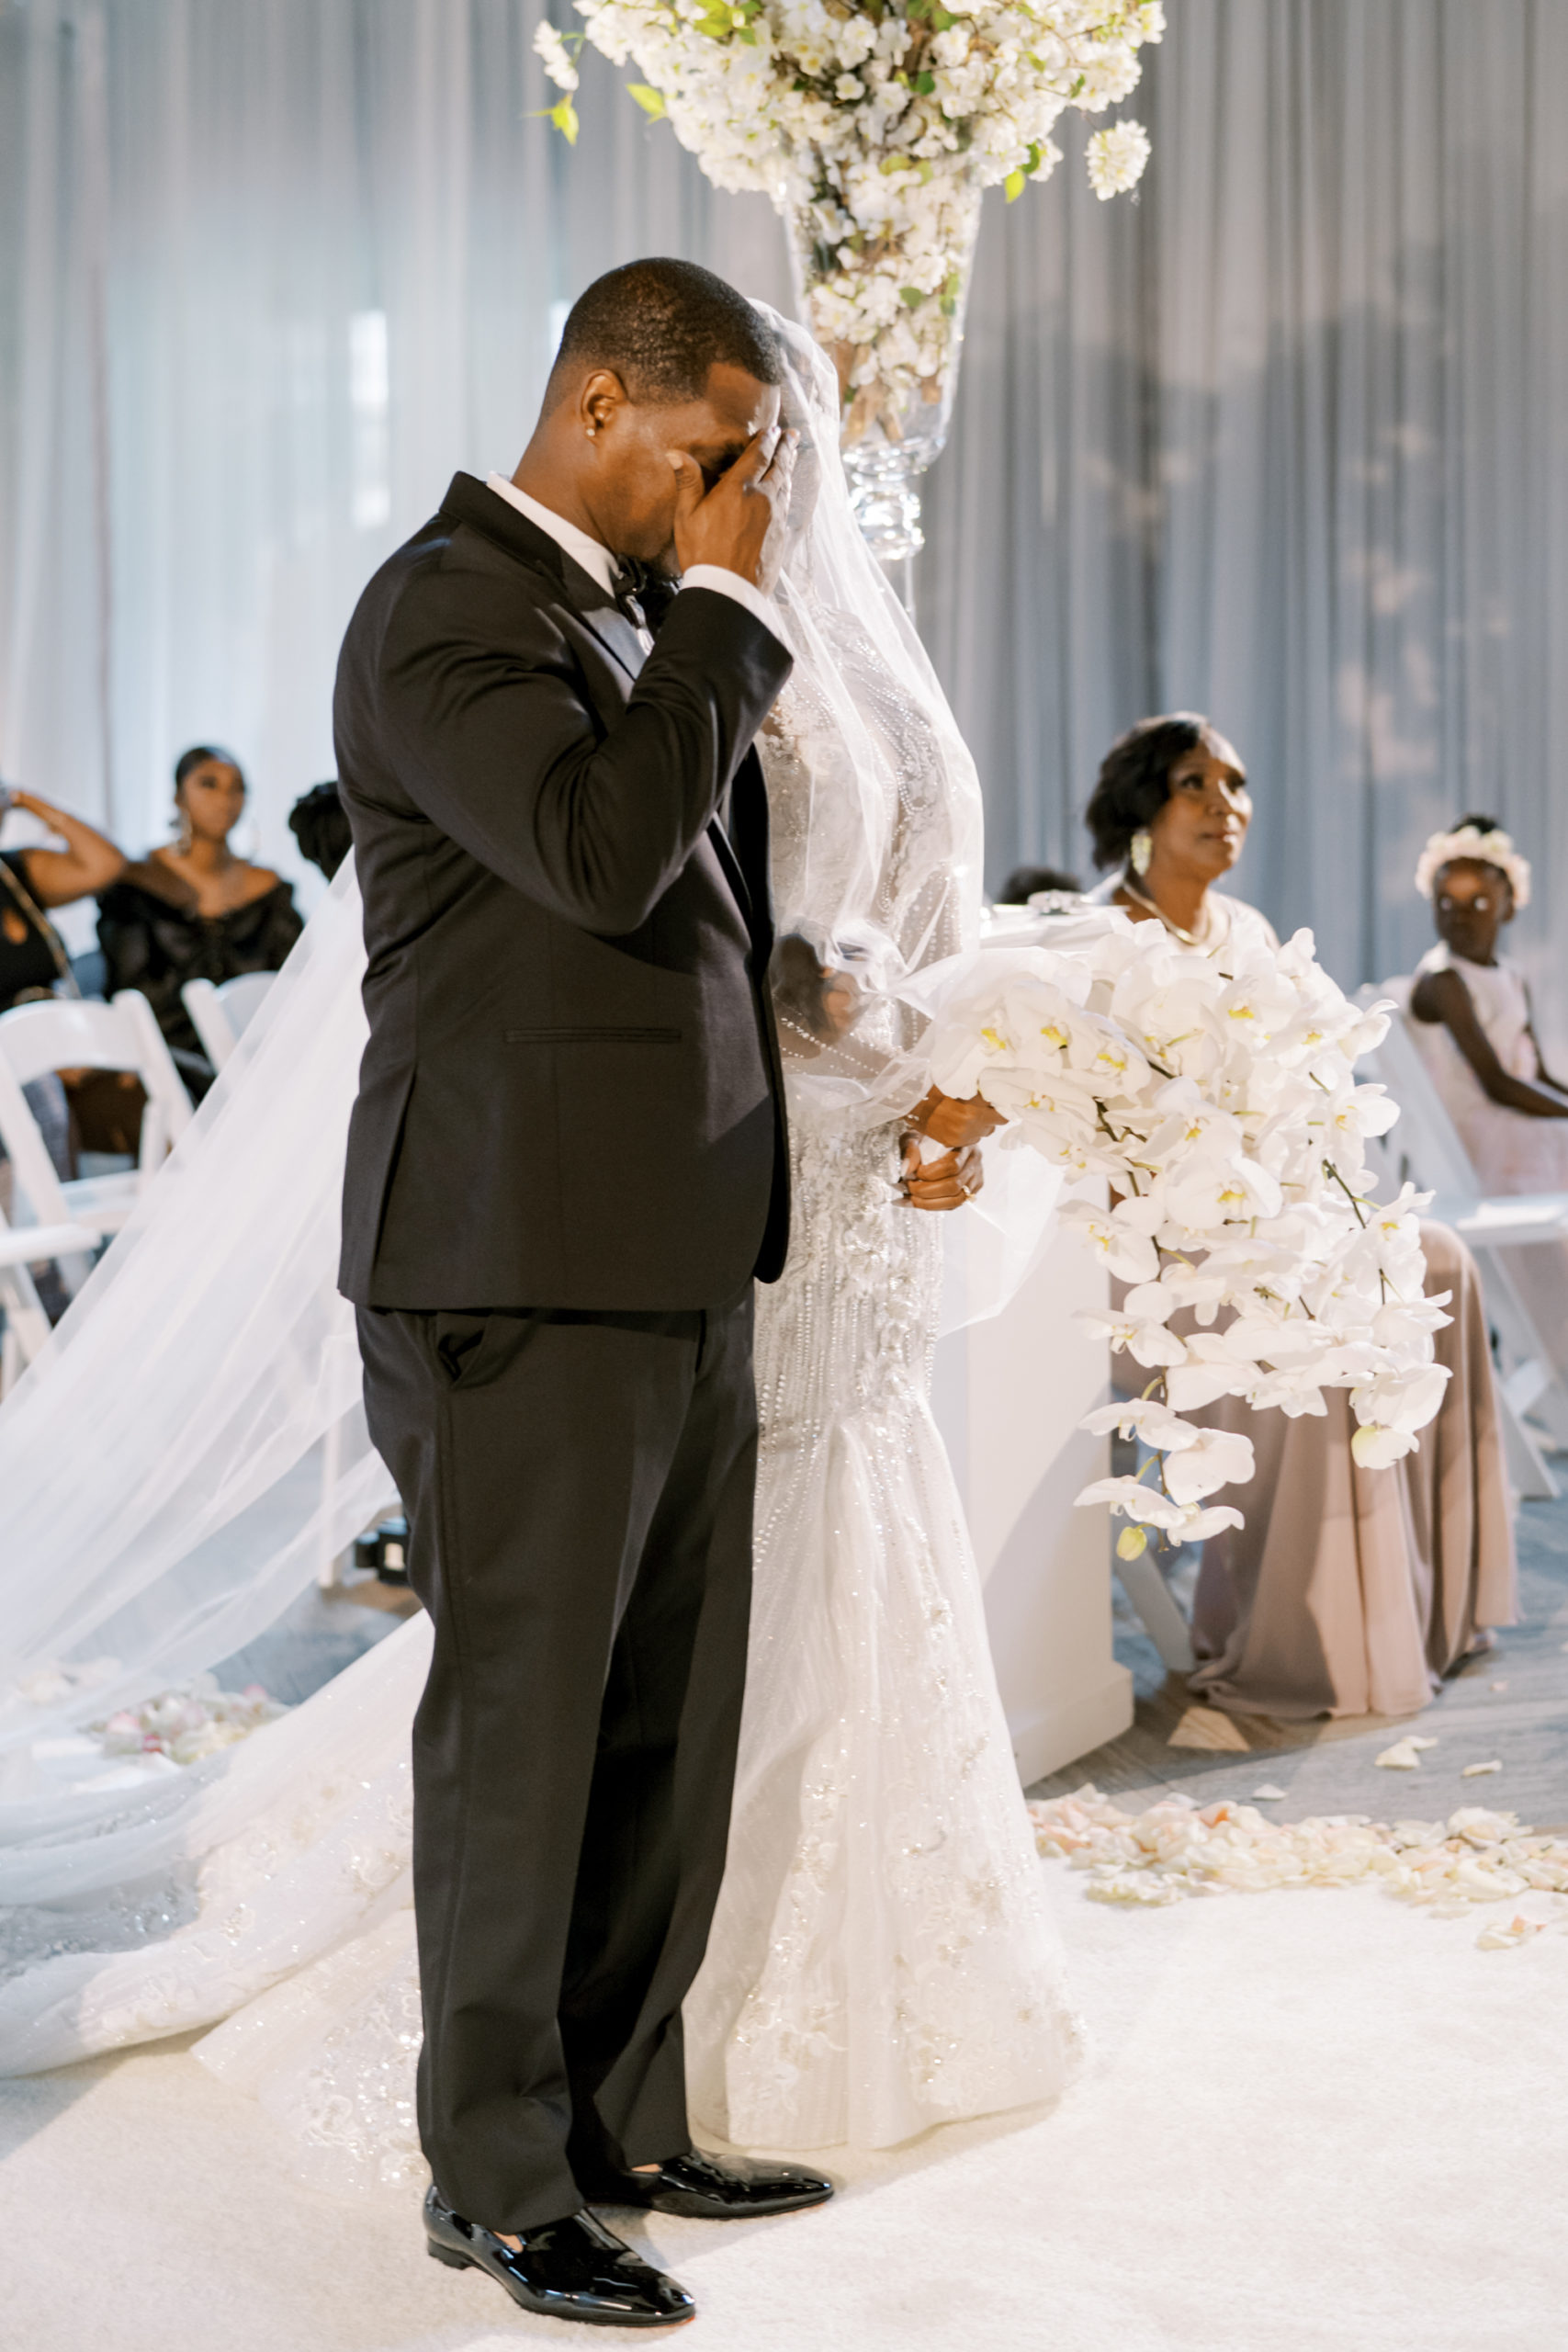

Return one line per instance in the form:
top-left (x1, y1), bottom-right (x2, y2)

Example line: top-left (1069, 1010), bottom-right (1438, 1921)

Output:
top-left (0, 311), bottom-right (1076, 2176)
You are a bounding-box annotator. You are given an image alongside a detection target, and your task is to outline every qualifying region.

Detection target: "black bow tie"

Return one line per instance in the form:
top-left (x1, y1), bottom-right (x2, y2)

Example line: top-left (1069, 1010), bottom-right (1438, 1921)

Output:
top-left (613, 561), bottom-right (678, 636)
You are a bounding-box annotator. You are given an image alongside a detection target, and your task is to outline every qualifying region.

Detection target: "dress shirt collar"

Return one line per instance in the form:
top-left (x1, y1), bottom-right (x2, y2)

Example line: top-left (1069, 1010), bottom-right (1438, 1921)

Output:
top-left (486, 472), bottom-right (618, 598)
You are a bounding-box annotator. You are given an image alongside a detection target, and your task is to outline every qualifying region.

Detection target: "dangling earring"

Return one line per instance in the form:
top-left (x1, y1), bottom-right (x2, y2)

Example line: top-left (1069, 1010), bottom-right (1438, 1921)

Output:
top-left (174, 803), bottom-right (195, 857)
top-left (1130, 829), bottom-right (1153, 877)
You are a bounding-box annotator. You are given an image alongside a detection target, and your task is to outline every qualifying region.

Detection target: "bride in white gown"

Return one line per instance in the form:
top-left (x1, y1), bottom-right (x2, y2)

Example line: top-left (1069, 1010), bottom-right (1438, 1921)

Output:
top-left (0, 311), bottom-right (1077, 2178)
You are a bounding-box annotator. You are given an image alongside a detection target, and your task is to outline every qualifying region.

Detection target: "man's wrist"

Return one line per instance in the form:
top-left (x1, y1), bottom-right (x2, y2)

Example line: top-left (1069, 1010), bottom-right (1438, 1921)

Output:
top-left (682, 564), bottom-right (784, 642)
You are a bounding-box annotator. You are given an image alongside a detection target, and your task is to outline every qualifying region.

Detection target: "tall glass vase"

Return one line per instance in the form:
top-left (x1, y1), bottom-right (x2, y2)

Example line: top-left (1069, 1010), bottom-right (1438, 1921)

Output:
top-left (783, 170), bottom-right (982, 576)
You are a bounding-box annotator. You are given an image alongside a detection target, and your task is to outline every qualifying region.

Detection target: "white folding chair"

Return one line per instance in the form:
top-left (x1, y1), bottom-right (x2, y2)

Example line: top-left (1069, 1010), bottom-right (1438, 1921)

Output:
top-left (1359, 981), bottom-right (1568, 1498)
top-left (182, 971), bottom-right (276, 1072)
top-left (0, 1203), bottom-right (101, 1394)
top-left (0, 991), bottom-right (192, 1314)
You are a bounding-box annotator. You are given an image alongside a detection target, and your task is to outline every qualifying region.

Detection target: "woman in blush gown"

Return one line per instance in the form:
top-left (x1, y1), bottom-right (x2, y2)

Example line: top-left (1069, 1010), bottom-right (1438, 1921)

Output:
top-left (0, 311), bottom-right (1077, 2189)
top-left (1077, 718), bottom-right (1516, 1723)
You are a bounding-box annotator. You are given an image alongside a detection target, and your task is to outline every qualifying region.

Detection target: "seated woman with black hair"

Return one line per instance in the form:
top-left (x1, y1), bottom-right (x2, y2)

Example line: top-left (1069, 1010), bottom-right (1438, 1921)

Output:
top-left (0, 788), bottom-right (126, 1300)
top-left (0, 786), bottom-right (124, 1014)
top-left (288, 780), bottom-right (354, 883)
top-left (1083, 714), bottom-right (1516, 1720)
top-left (1405, 815), bottom-right (1568, 1391)
top-left (1406, 816), bottom-right (1568, 1186)
top-left (97, 747), bottom-right (303, 1094)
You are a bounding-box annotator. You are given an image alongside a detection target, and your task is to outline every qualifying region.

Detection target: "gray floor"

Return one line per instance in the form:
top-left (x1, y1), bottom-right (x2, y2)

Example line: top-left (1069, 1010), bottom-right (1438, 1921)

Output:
top-left (212, 1569), bottom-right (418, 1707)
top-left (1025, 1490), bottom-right (1568, 1828)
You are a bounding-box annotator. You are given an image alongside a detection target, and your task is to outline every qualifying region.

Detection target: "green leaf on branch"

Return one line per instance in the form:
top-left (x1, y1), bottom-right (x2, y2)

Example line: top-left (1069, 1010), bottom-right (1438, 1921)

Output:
top-left (626, 82), bottom-right (667, 119)
top-left (532, 95), bottom-right (581, 142)
top-left (911, 70), bottom-right (936, 95)
top-left (1006, 141), bottom-right (1042, 200)
top-left (899, 286), bottom-right (928, 308)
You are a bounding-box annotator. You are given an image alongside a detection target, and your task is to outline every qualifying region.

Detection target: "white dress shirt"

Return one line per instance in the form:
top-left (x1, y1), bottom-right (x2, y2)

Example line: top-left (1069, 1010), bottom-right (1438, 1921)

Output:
top-left (485, 473), bottom-right (784, 647)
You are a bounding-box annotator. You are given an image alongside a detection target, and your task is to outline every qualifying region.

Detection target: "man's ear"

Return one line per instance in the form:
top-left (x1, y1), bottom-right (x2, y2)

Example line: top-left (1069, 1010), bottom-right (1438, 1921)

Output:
top-left (579, 368), bottom-right (628, 440)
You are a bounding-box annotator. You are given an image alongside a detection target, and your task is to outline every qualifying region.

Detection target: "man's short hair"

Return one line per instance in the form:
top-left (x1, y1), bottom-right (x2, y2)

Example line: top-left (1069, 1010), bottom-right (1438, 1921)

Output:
top-left (546, 257), bottom-right (782, 411)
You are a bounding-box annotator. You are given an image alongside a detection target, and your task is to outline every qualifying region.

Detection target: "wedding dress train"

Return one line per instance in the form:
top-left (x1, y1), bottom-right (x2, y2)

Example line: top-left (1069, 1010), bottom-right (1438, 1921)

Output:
top-left (683, 1093), bottom-right (1078, 2149)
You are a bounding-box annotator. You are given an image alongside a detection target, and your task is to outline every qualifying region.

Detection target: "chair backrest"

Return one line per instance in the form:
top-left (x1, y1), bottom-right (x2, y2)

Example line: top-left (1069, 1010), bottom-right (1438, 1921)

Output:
top-left (1357, 980), bottom-right (1484, 1200)
top-left (0, 991), bottom-right (192, 1205)
top-left (217, 970), bottom-right (275, 1036)
top-left (181, 978), bottom-right (237, 1071)
top-left (181, 970), bottom-right (275, 1072)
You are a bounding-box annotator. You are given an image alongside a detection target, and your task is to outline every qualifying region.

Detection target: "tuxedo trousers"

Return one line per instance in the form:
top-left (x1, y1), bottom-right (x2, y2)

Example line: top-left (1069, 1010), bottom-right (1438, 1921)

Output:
top-left (356, 1291), bottom-right (757, 2232)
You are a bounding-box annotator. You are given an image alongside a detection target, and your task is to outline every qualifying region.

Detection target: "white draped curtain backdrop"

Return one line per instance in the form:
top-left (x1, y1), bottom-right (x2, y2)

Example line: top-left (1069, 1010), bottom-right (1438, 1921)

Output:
top-left (2, 0), bottom-right (1565, 1027)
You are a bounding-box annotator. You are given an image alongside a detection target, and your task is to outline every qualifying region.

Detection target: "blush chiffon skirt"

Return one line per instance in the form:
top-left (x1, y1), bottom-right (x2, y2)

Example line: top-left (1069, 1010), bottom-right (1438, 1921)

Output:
top-left (1187, 1223), bottom-right (1517, 1720)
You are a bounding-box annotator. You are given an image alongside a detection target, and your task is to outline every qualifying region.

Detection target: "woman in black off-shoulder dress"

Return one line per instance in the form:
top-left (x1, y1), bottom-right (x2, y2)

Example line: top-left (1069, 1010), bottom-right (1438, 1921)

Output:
top-left (97, 745), bottom-right (301, 1096)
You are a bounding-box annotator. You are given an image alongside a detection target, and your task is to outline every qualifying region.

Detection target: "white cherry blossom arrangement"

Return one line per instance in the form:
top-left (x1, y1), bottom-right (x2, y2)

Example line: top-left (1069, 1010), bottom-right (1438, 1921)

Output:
top-left (537, 2), bottom-right (1160, 442)
top-left (918, 911), bottom-right (1450, 1549)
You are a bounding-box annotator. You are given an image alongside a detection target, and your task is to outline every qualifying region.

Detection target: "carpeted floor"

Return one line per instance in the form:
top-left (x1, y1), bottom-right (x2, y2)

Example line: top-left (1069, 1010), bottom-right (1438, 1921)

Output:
top-left (2, 1861), bottom-right (1563, 2352)
top-left (6, 1495), bottom-right (1564, 2349)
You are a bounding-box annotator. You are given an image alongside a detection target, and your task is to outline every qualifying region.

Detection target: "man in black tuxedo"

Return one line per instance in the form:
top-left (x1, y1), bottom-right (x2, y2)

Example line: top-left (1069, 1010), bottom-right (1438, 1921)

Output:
top-left (335, 259), bottom-right (829, 2329)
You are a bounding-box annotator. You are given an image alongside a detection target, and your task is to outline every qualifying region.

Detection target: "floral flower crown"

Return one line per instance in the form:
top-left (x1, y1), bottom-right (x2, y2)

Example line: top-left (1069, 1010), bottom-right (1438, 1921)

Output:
top-left (1413, 823), bottom-right (1531, 910)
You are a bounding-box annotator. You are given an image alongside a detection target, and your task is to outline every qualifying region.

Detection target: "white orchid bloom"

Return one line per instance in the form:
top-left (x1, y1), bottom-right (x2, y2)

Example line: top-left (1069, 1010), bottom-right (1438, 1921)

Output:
top-left (1163, 1151), bottom-right (1282, 1230)
top-left (1163, 1338), bottom-right (1255, 1410)
top-left (1080, 1397), bottom-right (1202, 1452)
top-left (1244, 1370), bottom-right (1330, 1416)
top-left (1077, 1307), bottom-right (1189, 1369)
top-left (1349, 1362), bottom-right (1451, 1463)
top-left (1057, 1197), bottom-right (1160, 1283)
top-left (1074, 1477), bottom-right (1244, 1544)
top-left (1216, 961), bottom-right (1300, 1045)
top-left (1143, 1076), bottom-right (1248, 1170)
top-left (1074, 1476), bottom-right (1188, 1530)
top-left (1161, 1423), bottom-right (1255, 1504)
top-left (1121, 1265), bottom-right (1227, 1325)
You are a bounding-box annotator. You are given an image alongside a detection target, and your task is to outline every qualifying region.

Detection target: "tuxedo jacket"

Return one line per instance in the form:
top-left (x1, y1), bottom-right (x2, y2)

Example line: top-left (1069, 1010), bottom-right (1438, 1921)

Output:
top-left (334, 470), bottom-right (793, 1310)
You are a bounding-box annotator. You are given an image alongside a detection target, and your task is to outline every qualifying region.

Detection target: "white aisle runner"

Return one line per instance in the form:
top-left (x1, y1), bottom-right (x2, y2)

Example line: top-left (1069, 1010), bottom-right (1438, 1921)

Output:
top-left (3, 1865), bottom-right (1563, 2351)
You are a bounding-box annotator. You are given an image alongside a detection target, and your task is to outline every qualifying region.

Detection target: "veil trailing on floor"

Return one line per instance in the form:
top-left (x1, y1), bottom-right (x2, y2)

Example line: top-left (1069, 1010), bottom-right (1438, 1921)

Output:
top-left (0, 306), bottom-right (1059, 2068)
top-left (0, 856), bottom-right (394, 1785)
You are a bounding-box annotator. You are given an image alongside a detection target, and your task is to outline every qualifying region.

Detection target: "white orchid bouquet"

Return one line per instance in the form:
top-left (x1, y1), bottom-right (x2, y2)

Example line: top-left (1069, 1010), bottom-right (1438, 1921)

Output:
top-left (538, 2), bottom-right (1161, 444)
top-left (917, 912), bottom-right (1450, 1555)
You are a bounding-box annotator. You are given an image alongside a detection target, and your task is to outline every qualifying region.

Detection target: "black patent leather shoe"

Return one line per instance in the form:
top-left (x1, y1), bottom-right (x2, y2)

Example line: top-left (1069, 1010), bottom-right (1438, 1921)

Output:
top-left (582, 2147), bottom-right (835, 2220)
top-left (423, 2185), bottom-right (695, 2328)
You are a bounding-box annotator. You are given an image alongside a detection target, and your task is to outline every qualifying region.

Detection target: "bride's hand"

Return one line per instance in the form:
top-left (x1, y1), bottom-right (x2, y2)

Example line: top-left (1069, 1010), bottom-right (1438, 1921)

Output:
top-left (907, 1086), bottom-right (1005, 1149)
top-left (899, 1136), bottom-right (984, 1213)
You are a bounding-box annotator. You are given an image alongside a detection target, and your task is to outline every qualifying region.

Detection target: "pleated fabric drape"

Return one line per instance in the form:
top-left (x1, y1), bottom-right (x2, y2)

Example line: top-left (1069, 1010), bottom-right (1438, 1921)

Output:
top-left (0, 0), bottom-right (789, 897)
top-left (921, 0), bottom-right (1568, 1033)
top-left (2, 0), bottom-right (1565, 1032)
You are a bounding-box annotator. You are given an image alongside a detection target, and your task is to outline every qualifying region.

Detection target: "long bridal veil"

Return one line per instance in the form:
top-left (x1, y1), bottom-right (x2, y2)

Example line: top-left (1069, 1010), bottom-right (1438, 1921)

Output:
top-left (0, 857), bottom-right (393, 1783)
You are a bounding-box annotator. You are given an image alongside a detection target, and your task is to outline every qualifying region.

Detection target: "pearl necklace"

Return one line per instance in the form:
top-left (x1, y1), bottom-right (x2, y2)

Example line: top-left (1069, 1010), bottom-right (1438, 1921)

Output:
top-left (1118, 873), bottom-right (1226, 950)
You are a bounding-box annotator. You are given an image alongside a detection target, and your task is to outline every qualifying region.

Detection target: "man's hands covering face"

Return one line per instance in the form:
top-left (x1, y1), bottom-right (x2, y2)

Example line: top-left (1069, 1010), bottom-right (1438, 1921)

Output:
top-left (670, 424), bottom-right (799, 589)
